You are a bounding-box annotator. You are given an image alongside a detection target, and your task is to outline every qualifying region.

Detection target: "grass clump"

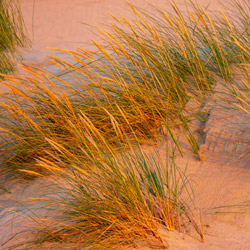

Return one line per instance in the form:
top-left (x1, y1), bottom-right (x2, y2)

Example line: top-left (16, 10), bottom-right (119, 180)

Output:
top-left (5, 130), bottom-right (202, 249)
top-left (0, 0), bottom-right (237, 176)
top-left (0, 0), bottom-right (29, 74)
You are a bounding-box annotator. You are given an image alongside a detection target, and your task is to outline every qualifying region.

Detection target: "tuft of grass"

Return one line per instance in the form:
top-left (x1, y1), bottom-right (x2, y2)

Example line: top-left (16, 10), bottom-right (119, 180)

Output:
top-left (3, 130), bottom-right (202, 249)
top-left (0, 0), bottom-right (29, 74)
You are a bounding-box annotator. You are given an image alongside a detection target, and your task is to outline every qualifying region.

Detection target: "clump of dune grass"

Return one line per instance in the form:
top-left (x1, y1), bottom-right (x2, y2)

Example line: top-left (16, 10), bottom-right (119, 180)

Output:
top-left (2, 0), bottom-right (248, 177)
top-left (4, 130), bottom-right (202, 249)
top-left (0, 0), bottom-right (29, 74)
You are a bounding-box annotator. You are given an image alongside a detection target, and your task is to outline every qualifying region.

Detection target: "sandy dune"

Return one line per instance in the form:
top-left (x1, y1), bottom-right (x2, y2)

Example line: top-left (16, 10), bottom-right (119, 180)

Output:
top-left (20, 0), bottom-right (221, 51)
top-left (0, 0), bottom-right (249, 249)
top-left (18, 0), bottom-right (223, 64)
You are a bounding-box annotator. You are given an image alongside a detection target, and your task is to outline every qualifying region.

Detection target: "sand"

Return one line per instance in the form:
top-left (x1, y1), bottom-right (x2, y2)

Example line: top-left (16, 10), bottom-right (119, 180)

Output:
top-left (0, 0), bottom-right (250, 249)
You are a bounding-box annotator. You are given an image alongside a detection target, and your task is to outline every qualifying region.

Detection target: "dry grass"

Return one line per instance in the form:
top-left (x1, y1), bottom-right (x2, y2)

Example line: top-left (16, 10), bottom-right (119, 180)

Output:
top-left (2, 128), bottom-right (202, 249)
top-left (0, 0), bottom-right (29, 74)
top-left (0, 0), bottom-right (250, 249)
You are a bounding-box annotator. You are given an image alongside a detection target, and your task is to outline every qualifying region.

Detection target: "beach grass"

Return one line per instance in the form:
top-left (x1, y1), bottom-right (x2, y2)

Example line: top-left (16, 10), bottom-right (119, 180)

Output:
top-left (0, 0), bottom-right (29, 74)
top-left (1, 0), bottom-right (250, 177)
top-left (0, 0), bottom-right (250, 248)
top-left (5, 132), bottom-right (202, 250)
